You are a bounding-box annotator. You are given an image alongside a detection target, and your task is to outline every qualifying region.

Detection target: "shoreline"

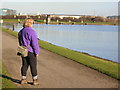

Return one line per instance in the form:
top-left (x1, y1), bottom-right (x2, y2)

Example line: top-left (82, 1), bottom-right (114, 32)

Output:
top-left (40, 39), bottom-right (118, 64)
top-left (35, 22), bottom-right (119, 26)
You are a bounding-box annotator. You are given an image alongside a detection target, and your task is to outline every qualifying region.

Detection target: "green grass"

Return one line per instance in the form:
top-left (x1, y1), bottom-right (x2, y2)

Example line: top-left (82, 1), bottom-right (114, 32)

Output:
top-left (1, 27), bottom-right (120, 80)
top-left (35, 20), bottom-right (44, 22)
top-left (3, 19), bottom-right (24, 23)
top-left (0, 61), bottom-right (16, 88)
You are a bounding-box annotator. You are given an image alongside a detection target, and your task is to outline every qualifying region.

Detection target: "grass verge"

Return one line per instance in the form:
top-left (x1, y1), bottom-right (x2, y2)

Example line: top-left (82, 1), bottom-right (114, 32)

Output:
top-left (3, 19), bottom-right (24, 23)
top-left (1, 27), bottom-right (120, 80)
top-left (0, 62), bottom-right (16, 88)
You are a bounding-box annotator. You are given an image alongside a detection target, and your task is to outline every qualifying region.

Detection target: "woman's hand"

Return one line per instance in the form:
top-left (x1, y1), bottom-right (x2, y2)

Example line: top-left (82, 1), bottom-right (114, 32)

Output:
top-left (36, 54), bottom-right (39, 57)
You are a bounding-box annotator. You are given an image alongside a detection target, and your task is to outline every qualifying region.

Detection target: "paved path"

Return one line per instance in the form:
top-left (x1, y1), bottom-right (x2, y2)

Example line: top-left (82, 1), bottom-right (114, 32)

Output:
top-left (1, 30), bottom-right (118, 88)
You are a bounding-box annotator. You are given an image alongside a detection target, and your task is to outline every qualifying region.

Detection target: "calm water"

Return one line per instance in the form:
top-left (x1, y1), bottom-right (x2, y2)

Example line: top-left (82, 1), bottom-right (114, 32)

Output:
top-left (2, 23), bottom-right (118, 63)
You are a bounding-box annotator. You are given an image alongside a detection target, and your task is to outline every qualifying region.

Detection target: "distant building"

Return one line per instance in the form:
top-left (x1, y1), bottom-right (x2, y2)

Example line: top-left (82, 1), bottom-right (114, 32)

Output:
top-left (0, 8), bottom-right (17, 16)
top-left (17, 12), bottom-right (27, 15)
top-left (59, 15), bottom-right (80, 19)
top-left (107, 16), bottom-right (119, 19)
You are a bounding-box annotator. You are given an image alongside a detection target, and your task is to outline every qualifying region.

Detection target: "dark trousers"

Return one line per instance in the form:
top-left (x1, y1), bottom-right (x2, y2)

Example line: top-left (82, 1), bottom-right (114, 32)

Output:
top-left (21, 52), bottom-right (37, 77)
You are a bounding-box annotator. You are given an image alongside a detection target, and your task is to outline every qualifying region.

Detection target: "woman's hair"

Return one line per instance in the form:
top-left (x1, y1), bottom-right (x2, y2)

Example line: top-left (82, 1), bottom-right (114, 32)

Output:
top-left (23, 18), bottom-right (34, 27)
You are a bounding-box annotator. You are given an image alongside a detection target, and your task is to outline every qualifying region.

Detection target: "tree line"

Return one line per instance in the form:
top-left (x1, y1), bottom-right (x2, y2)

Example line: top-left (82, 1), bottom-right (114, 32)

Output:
top-left (1, 15), bottom-right (118, 23)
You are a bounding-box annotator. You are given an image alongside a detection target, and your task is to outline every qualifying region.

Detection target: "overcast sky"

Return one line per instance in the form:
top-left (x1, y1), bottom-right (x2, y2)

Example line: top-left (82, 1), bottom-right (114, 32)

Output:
top-left (0, 0), bottom-right (119, 17)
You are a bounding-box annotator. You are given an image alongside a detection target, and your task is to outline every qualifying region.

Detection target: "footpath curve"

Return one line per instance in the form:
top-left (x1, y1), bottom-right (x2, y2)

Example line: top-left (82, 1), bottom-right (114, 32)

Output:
top-left (2, 30), bottom-right (118, 88)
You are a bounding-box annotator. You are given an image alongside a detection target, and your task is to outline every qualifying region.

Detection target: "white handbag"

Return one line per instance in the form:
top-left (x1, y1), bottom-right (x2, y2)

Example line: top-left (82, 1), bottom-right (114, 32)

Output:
top-left (17, 45), bottom-right (30, 57)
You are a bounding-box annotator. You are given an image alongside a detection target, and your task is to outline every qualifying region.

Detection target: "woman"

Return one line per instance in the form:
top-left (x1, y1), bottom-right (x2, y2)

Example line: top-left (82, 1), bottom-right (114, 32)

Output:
top-left (18, 18), bottom-right (40, 85)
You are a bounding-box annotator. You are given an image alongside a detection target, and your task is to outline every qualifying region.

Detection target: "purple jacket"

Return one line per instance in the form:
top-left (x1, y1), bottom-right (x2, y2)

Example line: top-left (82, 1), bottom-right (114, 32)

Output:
top-left (18, 27), bottom-right (40, 54)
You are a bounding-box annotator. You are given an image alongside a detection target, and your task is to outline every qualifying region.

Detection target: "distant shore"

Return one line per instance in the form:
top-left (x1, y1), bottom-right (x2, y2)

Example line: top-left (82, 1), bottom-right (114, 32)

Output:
top-left (2, 19), bottom-right (119, 26)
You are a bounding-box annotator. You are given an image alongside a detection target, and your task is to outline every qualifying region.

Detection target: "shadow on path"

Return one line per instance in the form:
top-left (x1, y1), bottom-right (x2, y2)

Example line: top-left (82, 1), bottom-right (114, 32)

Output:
top-left (0, 74), bottom-right (34, 85)
top-left (0, 74), bottom-right (21, 84)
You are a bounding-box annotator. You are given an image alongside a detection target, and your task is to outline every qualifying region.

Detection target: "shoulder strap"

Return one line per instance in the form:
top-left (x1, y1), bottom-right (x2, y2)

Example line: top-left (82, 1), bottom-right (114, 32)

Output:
top-left (19, 31), bottom-right (23, 45)
top-left (27, 45), bottom-right (30, 48)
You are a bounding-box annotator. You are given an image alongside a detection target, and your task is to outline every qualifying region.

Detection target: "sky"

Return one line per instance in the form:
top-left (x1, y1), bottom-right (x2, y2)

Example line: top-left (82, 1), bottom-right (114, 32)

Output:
top-left (0, 0), bottom-right (119, 17)
top-left (0, 0), bottom-right (119, 2)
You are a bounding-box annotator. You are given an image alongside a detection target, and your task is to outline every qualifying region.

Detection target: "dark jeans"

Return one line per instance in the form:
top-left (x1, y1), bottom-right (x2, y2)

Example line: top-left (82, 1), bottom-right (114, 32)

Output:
top-left (21, 52), bottom-right (37, 77)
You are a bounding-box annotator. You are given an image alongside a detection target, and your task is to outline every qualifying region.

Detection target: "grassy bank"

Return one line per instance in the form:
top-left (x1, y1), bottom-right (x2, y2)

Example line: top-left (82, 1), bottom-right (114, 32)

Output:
top-left (1, 27), bottom-right (120, 80)
top-left (0, 62), bottom-right (16, 88)
top-left (3, 19), bottom-right (24, 23)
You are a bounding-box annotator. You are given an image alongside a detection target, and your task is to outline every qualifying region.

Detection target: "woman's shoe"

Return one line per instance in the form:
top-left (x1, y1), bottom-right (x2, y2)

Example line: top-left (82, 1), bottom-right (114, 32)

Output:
top-left (21, 79), bottom-right (27, 84)
top-left (33, 79), bottom-right (39, 85)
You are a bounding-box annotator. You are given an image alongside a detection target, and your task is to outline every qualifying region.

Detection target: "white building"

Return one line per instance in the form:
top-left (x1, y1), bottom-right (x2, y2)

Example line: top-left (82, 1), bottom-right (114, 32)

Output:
top-left (59, 15), bottom-right (80, 19)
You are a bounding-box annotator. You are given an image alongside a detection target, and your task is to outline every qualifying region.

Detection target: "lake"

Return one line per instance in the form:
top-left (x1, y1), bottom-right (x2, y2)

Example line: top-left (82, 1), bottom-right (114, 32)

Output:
top-left (2, 23), bottom-right (118, 63)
